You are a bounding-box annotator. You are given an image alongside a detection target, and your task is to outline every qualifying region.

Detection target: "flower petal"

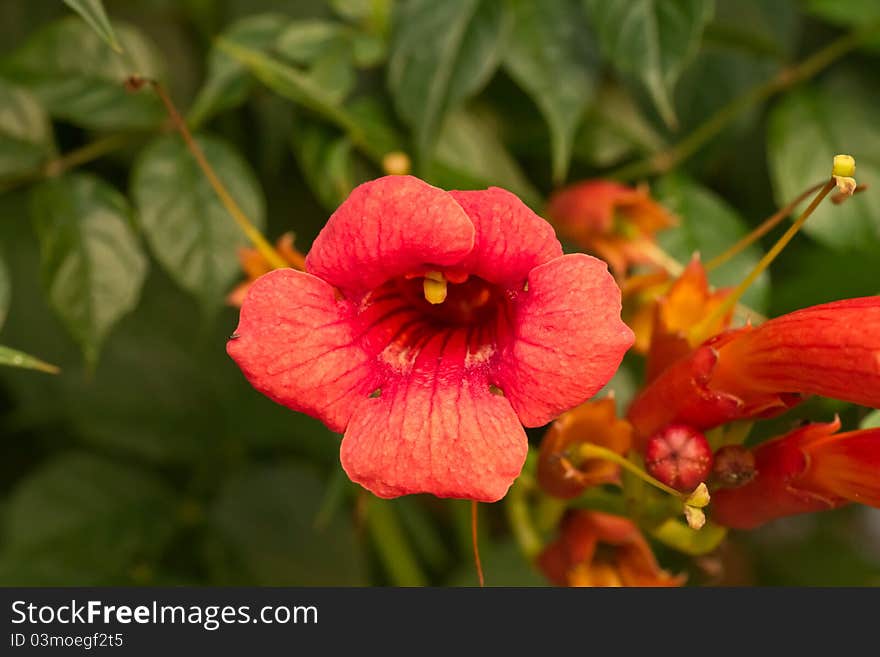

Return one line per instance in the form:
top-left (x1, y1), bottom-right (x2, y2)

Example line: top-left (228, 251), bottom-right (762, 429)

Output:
top-left (340, 329), bottom-right (528, 501)
top-left (450, 187), bottom-right (562, 287)
top-left (227, 268), bottom-right (374, 432)
top-left (495, 253), bottom-right (634, 427)
top-left (306, 175), bottom-right (475, 297)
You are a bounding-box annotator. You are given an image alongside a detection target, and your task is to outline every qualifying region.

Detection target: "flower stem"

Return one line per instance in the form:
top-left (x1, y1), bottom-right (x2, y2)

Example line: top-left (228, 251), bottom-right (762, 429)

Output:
top-left (505, 475), bottom-right (543, 559)
top-left (705, 180), bottom-right (827, 271)
top-left (608, 24), bottom-right (879, 181)
top-left (364, 497), bottom-right (427, 586)
top-left (0, 132), bottom-right (140, 196)
top-left (471, 500), bottom-right (485, 587)
top-left (578, 443), bottom-right (686, 501)
top-left (143, 78), bottom-right (288, 270)
top-left (688, 178), bottom-right (836, 345)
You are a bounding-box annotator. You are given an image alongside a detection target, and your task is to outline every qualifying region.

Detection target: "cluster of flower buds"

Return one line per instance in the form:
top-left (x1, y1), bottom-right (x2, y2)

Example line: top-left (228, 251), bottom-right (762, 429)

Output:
top-left (536, 156), bottom-right (880, 585)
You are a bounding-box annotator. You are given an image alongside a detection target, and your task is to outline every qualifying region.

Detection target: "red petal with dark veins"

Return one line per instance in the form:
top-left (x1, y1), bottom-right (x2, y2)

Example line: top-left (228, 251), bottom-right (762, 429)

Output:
top-left (495, 253), bottom-right (634, 427)
top-left (305, 176), bottom-right (475, 298)
top-left (227, 268), bottom-right (375, 432)
top-left (340, 328), bottom-right (527, 501)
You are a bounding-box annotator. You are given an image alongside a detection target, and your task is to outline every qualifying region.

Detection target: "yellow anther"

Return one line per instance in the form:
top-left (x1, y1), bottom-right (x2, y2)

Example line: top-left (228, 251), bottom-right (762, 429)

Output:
top-left (423, 271), bottom-right (447, 304)
top-left (833, 154), bottom-right (857, 196)
top-left (832, 154), bottom-right (855, 178)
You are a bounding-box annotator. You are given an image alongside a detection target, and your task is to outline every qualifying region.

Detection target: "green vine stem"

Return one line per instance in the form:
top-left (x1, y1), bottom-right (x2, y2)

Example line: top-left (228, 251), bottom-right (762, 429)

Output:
top-left (608, 23), bottom-right (880, 181)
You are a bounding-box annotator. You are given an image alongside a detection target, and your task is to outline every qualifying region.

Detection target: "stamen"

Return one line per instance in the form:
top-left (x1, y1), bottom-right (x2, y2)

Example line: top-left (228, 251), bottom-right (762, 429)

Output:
top-left (423, 271), bottom-right (448, 305)
top-left (688, 155), bottom-right (852, 345)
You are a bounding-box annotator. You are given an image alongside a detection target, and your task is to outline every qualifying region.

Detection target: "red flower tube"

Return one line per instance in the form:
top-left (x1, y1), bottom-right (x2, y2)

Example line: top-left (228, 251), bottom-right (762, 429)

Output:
top-left (228, 176), bottom-right (633, 501)
top-left (712, 418), bottom-right (880, 529)
top-left (628, 297), bottom-right (880, 444)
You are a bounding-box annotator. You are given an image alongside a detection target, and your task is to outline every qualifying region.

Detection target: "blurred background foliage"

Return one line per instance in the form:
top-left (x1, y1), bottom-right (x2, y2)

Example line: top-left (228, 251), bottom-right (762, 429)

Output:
top-left (0, 0), bottom-right (879, 586)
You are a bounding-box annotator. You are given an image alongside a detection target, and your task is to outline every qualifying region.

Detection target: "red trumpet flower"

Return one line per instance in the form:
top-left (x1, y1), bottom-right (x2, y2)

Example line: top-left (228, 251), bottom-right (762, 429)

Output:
top-left (228, 175), bottom-right (633, 501)
top-left (628, 297), bottom-right (880, 445)
top-left (712, 418), bottom-right (880, 529)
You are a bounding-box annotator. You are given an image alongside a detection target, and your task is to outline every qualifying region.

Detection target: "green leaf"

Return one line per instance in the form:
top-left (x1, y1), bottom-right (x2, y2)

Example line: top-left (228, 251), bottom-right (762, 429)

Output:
top-left (767, 83), bottom-right (880, 251)
top-left (805, 0), bottom-right (880, 51)
top-left (583, 0), bottom-right (714, 127)
top-left (573, 83), bottom-right (665, 167)
top-left (62, 0), bottom-right (123, 53)
top-left (387, 0), bottom-right (508, 165)
top-left (290, 118), bottom-right (360, 210)
top-left (0, 250), bottom-right (8, 330)
top-left (2, 17), bottom-right (164, 130)
top-left (0, 79), bottom-right (56, 179)
top-left (0, 344), bottom-right (59, 374)
top-left (131, 134), bottom-right (265, 312)
top-left (429, 108), bottom-right (542, 209)
top-left (861, 410), bottom-right (880, 430)
top-left (188, 14), bottom-right (288, 128)
top-left (650, 518), bottom-right (727, 556)
top-left (503, 0), bottom-right (597, 183)
top-left (275, 19), bottom-right (347, 63)
top-left (31, 173), bottom-right (147, 367)
top-left (210, 463), bottom-right (367, 585)
top-left (654, 174), bottom-right (769, 312)
top-left (217, 38), bottom-right (361, 139)
top-left (0, 452), bottom-right (176, 585)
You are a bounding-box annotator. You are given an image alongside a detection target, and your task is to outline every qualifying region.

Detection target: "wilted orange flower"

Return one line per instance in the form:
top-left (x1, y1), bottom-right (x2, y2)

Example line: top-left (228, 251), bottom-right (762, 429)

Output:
top-left (537, 510), bottom-right (685, 587)
top-left (645, 257), bottom-right (732, 381)
top-left (537, 398), bottom-right (633, 499)
top-left (227, 232), bottom-right (306, 306)
top-left (621, 268), bottom-right (671, 354)
top-left (546, 180), bottom-right (676, 277)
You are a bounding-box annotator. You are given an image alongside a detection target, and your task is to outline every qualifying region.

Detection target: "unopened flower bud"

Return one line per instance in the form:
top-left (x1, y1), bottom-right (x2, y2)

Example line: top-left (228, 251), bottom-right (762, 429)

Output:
top-left (645, 424), bottom-right (713, 492)
top-left (712, 444), bottom-right (756, 488)
top-left (383, 151), bottom-right (411, 176)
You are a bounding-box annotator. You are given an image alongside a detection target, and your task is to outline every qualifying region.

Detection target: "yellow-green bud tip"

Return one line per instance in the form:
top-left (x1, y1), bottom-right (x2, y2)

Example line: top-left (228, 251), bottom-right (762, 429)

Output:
top-left (833, 154), bottom-right (856, 178)
top-left (423, 272), bottom-right (447, 305)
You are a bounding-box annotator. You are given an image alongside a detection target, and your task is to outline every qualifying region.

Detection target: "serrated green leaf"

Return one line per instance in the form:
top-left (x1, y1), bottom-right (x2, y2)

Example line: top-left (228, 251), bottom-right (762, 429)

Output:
top-left (291, 119), bottom-right (359, 210)
top-left (31, 173), bottom-right (147, 367)
top-left (188, 14), bottom-right (289, 129)
top-left (62, 0), bottom-right (123, 53)
top-left (429, 108), bottom-right (542, 209)
top-left (584, 0), bottom-right (714, 127)
top-left (210, 463), bottom-right (367, 585)
top-left (2, 17), bottom-right (164, 130)
top-left (131, 134), bottom-right (265, 312)
top-left (217, 38), bottom-right (361, 137)
top-left (654, 174), bottom-right (769, 312)
top-left (0, 452), bottom-right (176, 585)
top-left (275, 19), bottom-right (347, 63)
top-left (574, 83), bottom-right (665, 167)
top-left (0, 344), bottom-right (59, 374)
top-left (0, 79), bottom-right (56, 179)
top-left (308, 41), bottom-right (356, 104)
top-left (767, 83), bottom-right (880, 251)
top-left (388, 0), bottom-right (507, 165)
top-left (504, 0), bottom-right (597, 183)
